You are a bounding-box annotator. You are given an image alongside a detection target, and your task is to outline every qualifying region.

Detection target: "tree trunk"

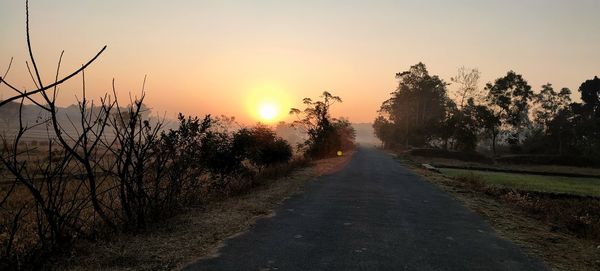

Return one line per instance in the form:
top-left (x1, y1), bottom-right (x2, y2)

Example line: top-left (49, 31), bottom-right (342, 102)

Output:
top-left (492, 133), bottom-right (497, 156)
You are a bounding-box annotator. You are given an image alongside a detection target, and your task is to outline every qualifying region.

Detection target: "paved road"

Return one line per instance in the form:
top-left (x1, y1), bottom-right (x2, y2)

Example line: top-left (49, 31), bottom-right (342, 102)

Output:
top-left (184, 147), bottom-right (547, 271)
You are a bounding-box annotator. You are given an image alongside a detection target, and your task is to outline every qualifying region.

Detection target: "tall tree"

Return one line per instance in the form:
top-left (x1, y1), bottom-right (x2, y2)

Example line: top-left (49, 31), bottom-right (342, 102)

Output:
top-left (372, 115), bottom-right (396, 148)
top-left (485, 71), bottom-right (533, 147)
top-left (450, 67), bottom-right (481, 108)
top-left (474, 103), bottom-right (501, 155)
top-left (290, 91), bottom-right (354, 157)
top-left (546, 107), bottom-right (575, 155)
top-left (533, 83), bottom-right (571, 131)
top-left (570, 76), bottom-right (600, 157)
top-left (375, 63), bottom-right (450, 147)
top-left (578, 76), bottom-right (600, 118)
top-left (453, 98), bottom-right (481, 152)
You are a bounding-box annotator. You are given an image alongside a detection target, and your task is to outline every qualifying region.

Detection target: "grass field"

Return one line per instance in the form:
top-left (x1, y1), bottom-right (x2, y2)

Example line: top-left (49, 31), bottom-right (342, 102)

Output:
top-left (440, 168), bottom-right (600, 197)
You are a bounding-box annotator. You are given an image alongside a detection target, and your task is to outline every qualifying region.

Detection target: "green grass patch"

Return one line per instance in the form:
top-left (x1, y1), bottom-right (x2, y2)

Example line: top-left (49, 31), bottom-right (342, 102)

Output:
top-left (441, 168), bottom-right (600, 197)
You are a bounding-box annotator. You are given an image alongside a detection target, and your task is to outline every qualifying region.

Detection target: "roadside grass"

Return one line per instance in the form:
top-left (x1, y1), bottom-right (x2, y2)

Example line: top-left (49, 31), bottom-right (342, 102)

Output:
top-left (440, 168), bottom-right (600, 197)
top-left (394, 153), bottom-right (600, 270)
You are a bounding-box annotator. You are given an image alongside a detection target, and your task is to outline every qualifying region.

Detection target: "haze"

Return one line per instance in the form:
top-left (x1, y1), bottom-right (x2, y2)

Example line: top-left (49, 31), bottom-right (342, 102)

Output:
top-left (1, 0), bottom-right (599, 124)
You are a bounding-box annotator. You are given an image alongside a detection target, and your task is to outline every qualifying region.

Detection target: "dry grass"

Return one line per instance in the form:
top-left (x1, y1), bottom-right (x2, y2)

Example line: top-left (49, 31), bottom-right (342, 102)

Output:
top-left (401, 158), bottom-right (600, 271)
top-left (54, 153), bottom-right (354, 271)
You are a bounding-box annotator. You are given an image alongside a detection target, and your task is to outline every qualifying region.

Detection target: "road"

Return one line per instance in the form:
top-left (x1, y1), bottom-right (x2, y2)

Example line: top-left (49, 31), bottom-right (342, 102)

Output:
top-left (184, 147), bottom-right (547, 271)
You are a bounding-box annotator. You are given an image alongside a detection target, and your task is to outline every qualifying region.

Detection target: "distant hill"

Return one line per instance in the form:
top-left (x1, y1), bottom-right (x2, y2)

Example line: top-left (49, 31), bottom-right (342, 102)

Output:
top-left (0, 101), bottom-right (86, 140)
top-left (0, 101), bottom-right (153, 141)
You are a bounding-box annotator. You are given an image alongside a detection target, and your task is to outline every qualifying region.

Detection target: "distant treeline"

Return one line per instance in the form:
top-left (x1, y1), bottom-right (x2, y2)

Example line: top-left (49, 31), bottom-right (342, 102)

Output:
top-left (374, 63), bottom-right (600, 164)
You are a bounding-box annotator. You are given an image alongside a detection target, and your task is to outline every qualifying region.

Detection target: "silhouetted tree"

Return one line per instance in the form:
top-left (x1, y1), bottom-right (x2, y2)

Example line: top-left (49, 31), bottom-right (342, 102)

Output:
top-left (290, 91), bottom-right (355, 158)
top-left (578, 76), bottom-right (600, 118)
top-left (533, 83), bottom-right (571, 130)
top-left (570, 76), bottom-right (600, 157)
top-left (546, 107), bottom-right (576, 155)
top-left (332, 118), bottom-right (356, 151)
top-left (453, 99), bottom-right (480, 151)
top-left (372, 116), bottom-right (396, 148)
top-left (475, 103), bottom-right (501, 155)
top-left (485, 71), bottom-right (533, 149)
top-left (374, 63), bottom-right (450, 148)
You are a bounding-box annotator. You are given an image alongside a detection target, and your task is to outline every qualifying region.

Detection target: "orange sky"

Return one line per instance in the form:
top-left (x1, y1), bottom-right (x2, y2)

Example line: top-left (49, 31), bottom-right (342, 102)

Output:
top-left (1, 1), bottom-right (599, 124)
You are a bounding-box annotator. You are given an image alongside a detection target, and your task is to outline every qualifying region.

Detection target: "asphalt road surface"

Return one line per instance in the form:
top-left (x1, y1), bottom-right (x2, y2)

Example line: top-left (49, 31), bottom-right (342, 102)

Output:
top-left (184, 147), bottom-right (547, 271)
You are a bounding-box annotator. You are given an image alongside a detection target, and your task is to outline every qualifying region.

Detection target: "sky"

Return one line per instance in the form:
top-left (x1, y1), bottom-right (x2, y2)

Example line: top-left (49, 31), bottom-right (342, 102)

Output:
top-left (1, 0), bottom-right (599, 124)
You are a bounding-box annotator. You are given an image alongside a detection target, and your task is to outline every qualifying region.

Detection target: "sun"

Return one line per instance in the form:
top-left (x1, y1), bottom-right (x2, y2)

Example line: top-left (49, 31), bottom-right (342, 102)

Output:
top-left (258, 102), bottom-right (279, 122)
top-left (245, 83), bottom-right (291, 123)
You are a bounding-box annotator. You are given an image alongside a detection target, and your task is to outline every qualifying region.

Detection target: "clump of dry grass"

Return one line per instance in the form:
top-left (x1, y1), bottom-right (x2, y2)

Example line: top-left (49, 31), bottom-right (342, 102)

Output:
top-left (454, 172), bottom-right (487, 191)
top-left (499, 191), bottom-right (600, 241)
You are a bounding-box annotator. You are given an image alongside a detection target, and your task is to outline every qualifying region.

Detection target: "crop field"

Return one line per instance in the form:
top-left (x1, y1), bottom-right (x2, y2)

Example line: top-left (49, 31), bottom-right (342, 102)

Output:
top-left (440, 168), bottom-right (600, 197)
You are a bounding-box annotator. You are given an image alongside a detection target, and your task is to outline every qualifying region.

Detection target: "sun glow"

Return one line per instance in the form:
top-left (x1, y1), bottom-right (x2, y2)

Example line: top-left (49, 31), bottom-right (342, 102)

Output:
top-left (258, 102), bottom-right (279, 122)
top-left (245, 83), bottom-right (291, 123)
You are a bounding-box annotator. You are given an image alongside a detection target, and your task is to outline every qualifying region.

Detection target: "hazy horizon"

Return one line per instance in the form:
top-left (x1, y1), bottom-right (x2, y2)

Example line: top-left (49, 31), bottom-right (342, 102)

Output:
top-left (2, 0), bottom-right (599, 124)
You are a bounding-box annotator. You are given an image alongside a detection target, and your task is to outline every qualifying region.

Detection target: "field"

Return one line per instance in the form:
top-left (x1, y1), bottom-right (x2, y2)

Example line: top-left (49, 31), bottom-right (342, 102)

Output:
top-left (440, 168), bottom-right (600, 197)
top-left (409, 155), bottom-right (600, 176)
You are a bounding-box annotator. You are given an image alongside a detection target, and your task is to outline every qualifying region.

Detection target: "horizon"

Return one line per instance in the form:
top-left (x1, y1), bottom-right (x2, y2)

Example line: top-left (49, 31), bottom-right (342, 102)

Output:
top-left (1, 0), bottom-right (599, 124)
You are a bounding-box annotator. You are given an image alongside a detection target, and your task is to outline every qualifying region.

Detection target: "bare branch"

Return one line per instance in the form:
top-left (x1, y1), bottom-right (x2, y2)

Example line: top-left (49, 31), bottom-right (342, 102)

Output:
top-left (0, 45), bottom-right (107, 108)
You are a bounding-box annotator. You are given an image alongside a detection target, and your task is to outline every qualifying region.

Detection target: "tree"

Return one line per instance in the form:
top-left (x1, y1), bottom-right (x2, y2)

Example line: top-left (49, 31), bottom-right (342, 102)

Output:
top-left (532, 83), bottom-right (571, 130)
top-left (453, 98), bottom-right (481, 152)
top-left (546, 106), bottom-right (576, 155)
top-left (438, 99), bottom-right (458, 150)
top-left (332, 118), bottom-right (356, 151)
top-left (475, 103), bottom-right (501, 155)
top-left (485, 71), bottom-right (533, 148)
top-left (450, 67), bottom-right (481, 108)
top-left (578, 76), bottom-right (600, 118)
top-left (372, 116), bottom-right (396, 148)
top-left (567, 76), bottom-right (600, 157)
top-left (290, 91), bottom-right (354, 158)
top-left (374, 63), bottom-right (450, 147)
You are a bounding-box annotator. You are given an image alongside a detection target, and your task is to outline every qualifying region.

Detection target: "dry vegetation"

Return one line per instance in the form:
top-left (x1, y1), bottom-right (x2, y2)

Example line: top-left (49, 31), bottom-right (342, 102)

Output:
top-left (395, 153), bottom-right (600, 271)
top-left (55, 152), bottom-right (353, 271)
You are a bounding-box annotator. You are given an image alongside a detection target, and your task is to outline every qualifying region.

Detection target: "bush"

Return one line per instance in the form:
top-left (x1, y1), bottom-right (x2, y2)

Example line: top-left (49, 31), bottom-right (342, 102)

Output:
top-left (233, 125), bottom-right (293, 169)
